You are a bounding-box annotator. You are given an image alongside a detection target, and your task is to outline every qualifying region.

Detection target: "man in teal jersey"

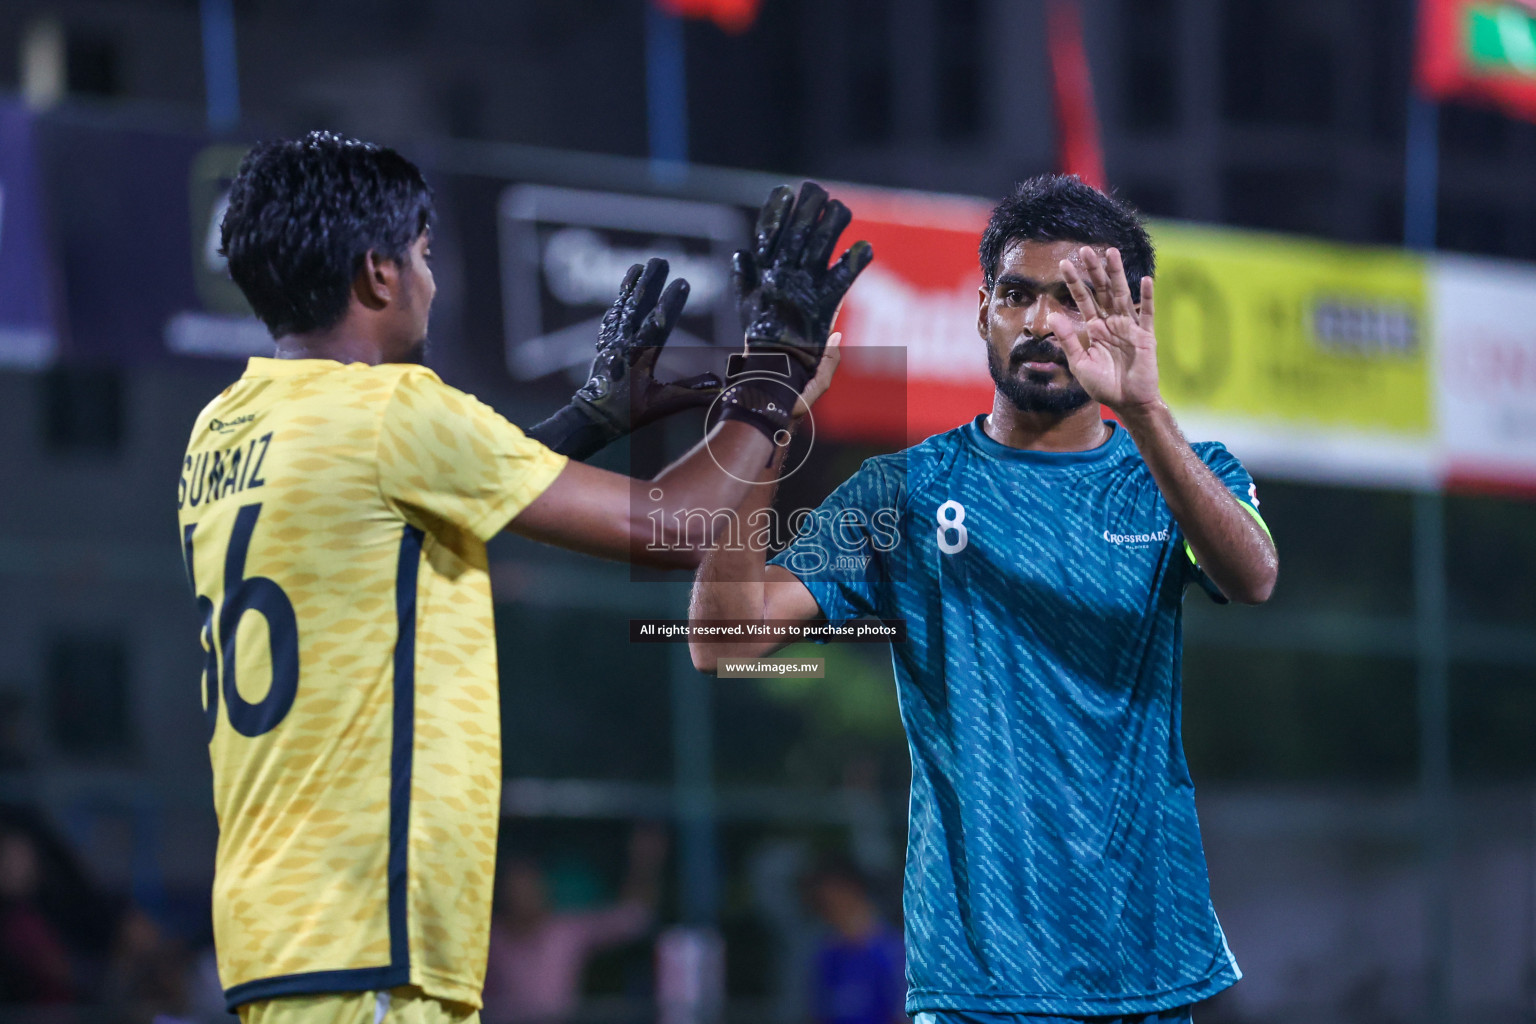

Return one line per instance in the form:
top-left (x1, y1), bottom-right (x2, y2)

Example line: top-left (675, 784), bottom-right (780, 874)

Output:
top-left (689, 175), bottom-right (1277, 1022)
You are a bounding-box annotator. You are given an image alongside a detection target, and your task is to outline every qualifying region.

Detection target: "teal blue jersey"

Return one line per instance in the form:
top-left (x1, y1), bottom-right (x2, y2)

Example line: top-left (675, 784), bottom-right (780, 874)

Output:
top-left (771, 416), bottom-right (1266, 1016)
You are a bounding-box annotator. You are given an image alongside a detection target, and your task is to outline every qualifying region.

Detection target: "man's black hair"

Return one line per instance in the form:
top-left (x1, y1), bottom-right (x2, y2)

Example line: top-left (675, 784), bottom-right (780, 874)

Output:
top-left (978, 175), bottom-right (1155, 301)
top-left (221, 131), bottom-right (433, 338)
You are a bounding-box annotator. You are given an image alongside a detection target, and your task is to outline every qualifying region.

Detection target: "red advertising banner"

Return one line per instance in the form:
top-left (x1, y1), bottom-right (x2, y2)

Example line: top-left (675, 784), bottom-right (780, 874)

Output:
top-left (653, 0), bottom-right (762, 33)
top-left (1047, 0), bottom-right (1107, 189)
top-left (1418, 0), bottom-right (1536, 121)
top-left (816, 189), bottom-right (995, 446)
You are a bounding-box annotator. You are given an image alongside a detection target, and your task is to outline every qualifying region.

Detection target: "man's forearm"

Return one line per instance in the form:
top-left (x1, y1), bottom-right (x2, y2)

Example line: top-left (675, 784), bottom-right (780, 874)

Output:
top-left (637, 421), bottom-right (776, 555)
top-left (688, 457), bottom-right (784, 670)
top-left (524, 422), bottom-right (775, 572)
top-left (653, 422), bottom-right (774, 497)
top-left (1119, 400), bottom-right (1278, 603)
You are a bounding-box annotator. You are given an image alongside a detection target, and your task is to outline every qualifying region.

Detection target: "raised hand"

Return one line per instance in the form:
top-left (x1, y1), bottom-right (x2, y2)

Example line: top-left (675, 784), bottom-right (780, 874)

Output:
top-left (713, 184), bottom-right (871, 450)
top-left (525, 258), bottom-right (721, 462)
top-left (1045, 247), bottom-right (1161, 414)
top-left (580, 258), bottom-right (721, 432)
top-left (731, 182), bottom-right (872, 392)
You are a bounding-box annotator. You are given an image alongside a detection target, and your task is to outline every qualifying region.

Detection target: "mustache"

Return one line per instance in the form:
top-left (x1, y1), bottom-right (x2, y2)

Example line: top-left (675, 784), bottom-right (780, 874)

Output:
top-left (1010, 338), bottom-right (1066, 366)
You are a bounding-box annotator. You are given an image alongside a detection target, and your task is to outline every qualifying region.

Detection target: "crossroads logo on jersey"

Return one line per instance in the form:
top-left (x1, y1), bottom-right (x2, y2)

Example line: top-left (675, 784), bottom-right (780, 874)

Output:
top-left (1102, 527), bottom-right (1171, 546)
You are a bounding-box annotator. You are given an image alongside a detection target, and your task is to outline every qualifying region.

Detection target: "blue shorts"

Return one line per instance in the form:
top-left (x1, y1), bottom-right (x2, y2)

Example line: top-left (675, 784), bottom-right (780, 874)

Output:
top-left (917, 1008), bottom-right (1193, 1024)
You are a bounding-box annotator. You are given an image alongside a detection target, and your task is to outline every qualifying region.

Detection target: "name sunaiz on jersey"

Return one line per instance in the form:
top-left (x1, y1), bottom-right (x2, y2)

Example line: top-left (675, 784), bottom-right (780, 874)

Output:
top-left (179, 431), bottom-right (272, 509)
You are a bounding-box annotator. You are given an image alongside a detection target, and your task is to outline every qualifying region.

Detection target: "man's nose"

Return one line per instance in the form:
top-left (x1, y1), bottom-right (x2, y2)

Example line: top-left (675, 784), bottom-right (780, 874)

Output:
top-left (1022, 296), bottom-right (1055, 336)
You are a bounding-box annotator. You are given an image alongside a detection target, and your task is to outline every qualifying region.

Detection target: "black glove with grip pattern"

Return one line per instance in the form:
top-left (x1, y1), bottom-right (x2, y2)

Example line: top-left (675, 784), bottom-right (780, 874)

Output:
top-left (526, 258), bottom-right (721, 461)
top-left (720, 182), bottom-right (872, 441)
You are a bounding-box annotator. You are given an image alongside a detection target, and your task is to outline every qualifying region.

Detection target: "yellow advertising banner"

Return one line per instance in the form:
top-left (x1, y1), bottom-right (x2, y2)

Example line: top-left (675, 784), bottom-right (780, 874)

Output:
top-left (1149, 222), bottom-right (1432, 435)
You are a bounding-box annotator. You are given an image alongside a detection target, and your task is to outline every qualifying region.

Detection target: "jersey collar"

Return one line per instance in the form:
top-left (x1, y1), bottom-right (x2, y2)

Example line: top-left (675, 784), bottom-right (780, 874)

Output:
top-left (242, 356), bottom-right (367, 378)
top-left (963, 413), bottom-right (1127, 467)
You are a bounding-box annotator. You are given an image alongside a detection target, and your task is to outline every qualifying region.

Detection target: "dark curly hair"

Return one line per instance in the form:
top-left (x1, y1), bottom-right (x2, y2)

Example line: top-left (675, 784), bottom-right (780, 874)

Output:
top-left (979, 175), bottom-right (1155, 302)
top-left (220, 131), bottom-right (433, 338)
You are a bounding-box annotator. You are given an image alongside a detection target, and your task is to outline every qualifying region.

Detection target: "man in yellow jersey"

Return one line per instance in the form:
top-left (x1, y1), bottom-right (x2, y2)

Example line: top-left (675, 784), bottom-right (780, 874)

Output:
top-left (177, 132), bottom-right (871, 1023)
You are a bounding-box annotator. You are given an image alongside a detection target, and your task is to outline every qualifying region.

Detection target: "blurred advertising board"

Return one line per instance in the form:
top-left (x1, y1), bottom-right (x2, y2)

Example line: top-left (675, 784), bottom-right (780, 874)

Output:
top-left (171, 143), bottom-right (270, 359)
top-left (1434, 255), bottom-right (1536, 496)
top-left (490, 181), bottom-right (913, 455)
top-left (831, 188), bottom-right (992, 443)
top-left (497, 185), bottom-right (742, 389)
top-left (0, 103), bottom-right (60, 368)
top-left (33, 119), bottom-right (266, 364)
top-left (1418, 0), bottom-right (1536, 123)
top-left (1151, 223), bottom-right (1436, 488)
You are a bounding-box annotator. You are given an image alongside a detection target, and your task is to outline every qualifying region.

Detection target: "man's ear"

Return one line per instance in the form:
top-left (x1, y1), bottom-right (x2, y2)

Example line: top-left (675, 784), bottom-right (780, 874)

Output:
top-left (976, 284), bottom-right (990, 340)
top-left (354, 250), bottom-right (398, 310)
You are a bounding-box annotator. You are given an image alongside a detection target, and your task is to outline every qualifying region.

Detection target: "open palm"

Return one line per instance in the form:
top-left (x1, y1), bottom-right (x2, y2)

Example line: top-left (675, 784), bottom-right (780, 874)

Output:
top-left (1044, 247), bottom-right (1160, 413)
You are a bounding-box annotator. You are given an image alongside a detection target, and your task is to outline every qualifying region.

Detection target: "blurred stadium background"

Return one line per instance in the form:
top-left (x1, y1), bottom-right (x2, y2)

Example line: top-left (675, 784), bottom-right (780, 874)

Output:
top-left (1, 0), bottom-right (1535, 1022)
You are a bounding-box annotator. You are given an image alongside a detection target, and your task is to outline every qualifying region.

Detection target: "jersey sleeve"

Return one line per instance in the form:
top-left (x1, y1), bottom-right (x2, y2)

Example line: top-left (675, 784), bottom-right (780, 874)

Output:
top-left (378, 370), bottom-right (569, 542)
top-left (768, 456), bottom-right (905, 627)
top-left (1180, 442), bottom-right (1272, 603)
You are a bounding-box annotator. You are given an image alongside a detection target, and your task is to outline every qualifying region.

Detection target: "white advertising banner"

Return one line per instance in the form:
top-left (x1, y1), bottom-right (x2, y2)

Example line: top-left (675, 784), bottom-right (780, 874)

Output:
top-left (1434, 254), bottom-right (1536, 495)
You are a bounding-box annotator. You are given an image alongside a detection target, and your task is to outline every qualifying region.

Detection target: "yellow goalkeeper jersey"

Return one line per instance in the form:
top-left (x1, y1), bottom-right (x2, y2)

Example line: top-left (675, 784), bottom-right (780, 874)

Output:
top-left (176, 357), bottom-right (567, 1010)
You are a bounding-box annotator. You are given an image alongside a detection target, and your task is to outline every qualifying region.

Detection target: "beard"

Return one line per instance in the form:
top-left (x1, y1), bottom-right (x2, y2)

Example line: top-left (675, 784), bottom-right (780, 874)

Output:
top-left (986, 339), bottom-right (1093, 415)
top-left (399, 331), bottom-right (431, 365)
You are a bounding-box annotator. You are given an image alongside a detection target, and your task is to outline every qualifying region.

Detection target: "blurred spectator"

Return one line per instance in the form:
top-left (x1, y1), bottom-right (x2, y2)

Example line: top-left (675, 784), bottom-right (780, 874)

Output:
top-left (0, 692), bottom-right (35, 771)
top-left (0, 805), bottom-right (125, 997)
top-left (0, 823), bottom-right (75, 1004)
top-left (185, 946), bottom-right (239, 1023)
top-left (104, 906), bottom-right (194, 1024)
top-left (748, 839), bottom-right (817, 1024)
top-left (482, 824), bottom-right (667, 1024)
top-left (801, 856), bottom-right (904, 1024)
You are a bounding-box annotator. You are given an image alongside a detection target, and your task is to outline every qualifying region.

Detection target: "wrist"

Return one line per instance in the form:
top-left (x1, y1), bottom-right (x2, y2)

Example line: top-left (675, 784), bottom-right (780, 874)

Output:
top-left (729, 349), bottom-right (814, 395)
top-left (720, 404), bottom-right (785, 443)
top-left (571, 393), bottom-right (627, 435)
top-left (526, 401), bottom-right (624, 462)
top-left (1110, 395), bottom-right (1170, 429)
